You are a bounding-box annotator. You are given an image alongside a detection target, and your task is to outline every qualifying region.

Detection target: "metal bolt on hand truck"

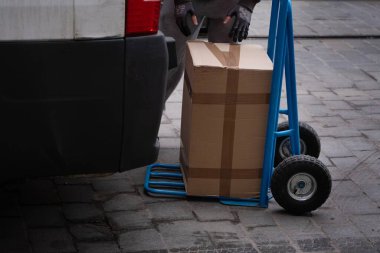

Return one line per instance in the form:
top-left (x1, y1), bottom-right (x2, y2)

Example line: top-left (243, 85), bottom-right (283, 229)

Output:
top-left (145, 0), bottom-right (332, 214)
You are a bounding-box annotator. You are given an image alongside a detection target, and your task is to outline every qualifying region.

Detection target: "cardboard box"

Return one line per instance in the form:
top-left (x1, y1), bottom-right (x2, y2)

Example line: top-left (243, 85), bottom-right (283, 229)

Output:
top-left (180, 41), bottom-right (273, 198)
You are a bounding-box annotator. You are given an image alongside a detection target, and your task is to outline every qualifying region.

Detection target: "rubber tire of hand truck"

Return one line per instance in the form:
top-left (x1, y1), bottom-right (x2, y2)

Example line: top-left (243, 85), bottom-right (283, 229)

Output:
top-left (274, 121), bottom-right (321, 167)
top-left (271, 155), bottom-right (331, 215)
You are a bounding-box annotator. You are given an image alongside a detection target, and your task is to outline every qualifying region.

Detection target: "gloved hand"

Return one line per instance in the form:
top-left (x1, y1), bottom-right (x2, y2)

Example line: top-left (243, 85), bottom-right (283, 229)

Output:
top-left (224, 0), bottom-right (260, 42)
top-left (174, 0), bottom-right (198, 36)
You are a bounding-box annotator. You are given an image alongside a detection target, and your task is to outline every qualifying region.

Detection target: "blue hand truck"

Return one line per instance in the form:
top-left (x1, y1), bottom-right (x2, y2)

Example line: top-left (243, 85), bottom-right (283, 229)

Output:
top-left (145, 0), bottom-right (332, 215)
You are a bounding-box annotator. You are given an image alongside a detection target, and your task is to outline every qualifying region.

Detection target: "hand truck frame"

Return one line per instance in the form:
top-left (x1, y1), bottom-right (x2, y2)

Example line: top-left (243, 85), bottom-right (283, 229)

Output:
top-left (145, 0), bottom-right (332, 214)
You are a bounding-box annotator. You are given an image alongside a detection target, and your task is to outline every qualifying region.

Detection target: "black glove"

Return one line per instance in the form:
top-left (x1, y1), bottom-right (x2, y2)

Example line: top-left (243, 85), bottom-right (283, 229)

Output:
top-left (174, 0), bottom-right (198, 36)
top-left (224, 0), bottom-right (259, 42)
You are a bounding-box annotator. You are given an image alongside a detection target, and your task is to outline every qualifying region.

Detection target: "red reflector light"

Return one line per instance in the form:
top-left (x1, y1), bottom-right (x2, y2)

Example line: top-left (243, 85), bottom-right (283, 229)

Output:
top-left (126, 0), bottom-right (161, 36)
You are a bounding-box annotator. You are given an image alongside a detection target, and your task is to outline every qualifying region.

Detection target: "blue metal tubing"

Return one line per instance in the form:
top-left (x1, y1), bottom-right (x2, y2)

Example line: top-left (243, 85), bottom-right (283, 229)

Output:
top-left (150, 172), bottom-right (183, 178)
top-left (284, 1), bottom-right (301, 155)
top-left (146, 187), bottom-right (187, 196)
top-left (267, 0), bottom-right (280, 60)
top-left (275, 129), bottom-right (293, 137)
top-left (145, 163), bottom-right (187, 197)
top-left (150, 163), bottom-right (181, 170)
top-left (279, 109), bottom-right (288, 115)
top-left (148, 181), bottom-right (185, 187)
top-left (260, 0), bottom-right (289, 208)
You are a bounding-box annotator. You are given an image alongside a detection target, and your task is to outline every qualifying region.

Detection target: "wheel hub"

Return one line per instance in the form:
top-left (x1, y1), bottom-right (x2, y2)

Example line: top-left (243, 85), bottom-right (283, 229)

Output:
top-left (279, 138), bottom-right (307, 158)
top-left (287, 173), bottom-right (317, 201)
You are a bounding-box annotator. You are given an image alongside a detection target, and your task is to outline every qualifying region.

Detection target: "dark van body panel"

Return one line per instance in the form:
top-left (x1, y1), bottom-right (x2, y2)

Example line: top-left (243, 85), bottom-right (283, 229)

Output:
top-left (0, 34), bottom-right (168, 180)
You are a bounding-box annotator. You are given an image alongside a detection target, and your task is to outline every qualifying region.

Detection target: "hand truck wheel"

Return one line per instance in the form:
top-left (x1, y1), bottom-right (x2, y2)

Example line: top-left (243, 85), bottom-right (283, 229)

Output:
top-left (274, 121), bottom-right (321, 167)
top-left (271, 155), bottom-right (331, 215)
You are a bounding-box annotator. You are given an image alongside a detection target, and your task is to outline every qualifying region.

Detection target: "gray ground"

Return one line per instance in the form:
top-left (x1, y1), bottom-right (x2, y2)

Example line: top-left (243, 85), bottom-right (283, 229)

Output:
top-left (1, 1), bottom-right (380, 253)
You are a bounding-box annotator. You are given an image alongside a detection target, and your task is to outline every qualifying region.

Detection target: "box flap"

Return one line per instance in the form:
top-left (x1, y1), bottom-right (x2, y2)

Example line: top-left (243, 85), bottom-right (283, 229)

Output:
top-left (187, 41), bottom-right (273, 71)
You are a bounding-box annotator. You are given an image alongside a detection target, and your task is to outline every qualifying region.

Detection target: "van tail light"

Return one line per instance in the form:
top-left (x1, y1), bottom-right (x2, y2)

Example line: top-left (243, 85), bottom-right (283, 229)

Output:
top-left (126, 0), bottom-right (161, 36)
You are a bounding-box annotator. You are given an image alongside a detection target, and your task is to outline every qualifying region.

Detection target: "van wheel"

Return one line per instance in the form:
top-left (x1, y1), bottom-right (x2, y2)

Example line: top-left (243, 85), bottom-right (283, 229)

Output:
top-left (271, 155), bottom-right (331, 215)
top-left (274, 122), bottom-right (320, 167)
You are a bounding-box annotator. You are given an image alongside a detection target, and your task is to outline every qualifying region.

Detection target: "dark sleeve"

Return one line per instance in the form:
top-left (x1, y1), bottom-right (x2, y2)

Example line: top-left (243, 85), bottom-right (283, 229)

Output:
top-left (238, 0), bottom-right (260, 12)
top-left (174, 0), bottom-right (192, 4)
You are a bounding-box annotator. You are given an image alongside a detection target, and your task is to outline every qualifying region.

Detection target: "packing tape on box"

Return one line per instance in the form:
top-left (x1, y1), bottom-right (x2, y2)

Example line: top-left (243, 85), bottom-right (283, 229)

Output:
top-left (180, 148), bottom-right (262, 179)
top-left (184, 73), bottom-right (270, 105)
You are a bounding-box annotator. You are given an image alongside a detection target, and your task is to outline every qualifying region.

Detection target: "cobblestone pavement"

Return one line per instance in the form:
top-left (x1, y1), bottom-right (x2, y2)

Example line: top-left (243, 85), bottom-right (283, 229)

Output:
top-left (2, 1), bottom-right (380, 253)
top-left (250, 0), bottom-right (380, 37)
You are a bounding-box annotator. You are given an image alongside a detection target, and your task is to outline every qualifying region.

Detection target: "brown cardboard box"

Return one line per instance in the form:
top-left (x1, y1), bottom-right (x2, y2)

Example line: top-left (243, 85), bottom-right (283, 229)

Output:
top-left (180, 41), bottom-right (273, 199)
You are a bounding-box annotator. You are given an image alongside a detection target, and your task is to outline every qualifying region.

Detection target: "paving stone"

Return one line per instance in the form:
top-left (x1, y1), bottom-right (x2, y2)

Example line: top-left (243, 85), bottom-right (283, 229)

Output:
top-left (313, 125), bottom-right (362, 138)
top-left (103, 194), bottom-right (145, 212)
top-left (126, 167), bottom-right (146, 186)
top-left (341, 137), bottom-right (377, 152)
top-left (348, 99), bottom-right (379, 107)
top-left (106, 210), bottom-right (153, 230)
top-left (332, 237), bottom-right (377, 253)
top-left (367, 71), bottom-right (380, 82)
top-left (158, 220), bottom-right (213, 250)
top-left (338, 69), bottom-right (376, 82)
top-left (202, 221), bottom-right (252, 248)
top-left (314, 116), bottom-right (347, 128)
top-left (70, 223), bottom-right (114, 241)
top-left (58, 185), bottom-right (95, 203)
top-left (361, 105), bottom-right (380, 114)
top-left (349, 163), bottom-right (380, 185)
top-left (148, 201), bottom-right (194, 221)
top-left (63, 203), bottom-right (104, 222)
top-left (118, 229), bottom-right (166, 252)
top-left (157, 148), bottom-right (181, 164)
top-left (137, 186), bottom-right (181, 204)
top-left (338, 109), bottom-right (364, 120)
top-left (296, 237), bottom-right (335, 252)
top-left (29, 228), bottom-right (75, 253)
top-left (22, 205), bottom-right (64, 227)
top-left (323, 100), bottom-right (353, 110)
top-left (77, 241), bottom-right (121, 253)
top-left (164, 102), bottom-right (182, 120)
top-left (297, 94), bottom-right (323, 105)
top-left (360, 183), bottom-right (380, 203)
top-left (311, 207), bottom-right (350, 225)
top-left (321, 223), bottom-right (363, 240)
top-left (256, 243), bottom-right (296, 253)
top-left (159, 137), bottom-right (181, 148)
top-left (161, 113), bottom-right (170, 124)
top-left (96, 171), bottom-right (131, 181)
top-left (334, 195), bottom-right (380, 215)
top-left (350, 214), bottom-right (380, 238)
top-left (235, 209), bottom-right (275, 229)
top-left (327, 166), bottom-right (351, 181)
top-left (310, 91), bottom-right (342, 101)
top-left (347, 118), bottom-right (380, 130)
top-left (303, 104), bottom-right (338, 117)
top-left (247, 225), bottom-right (291, 245)
top-left (298, 81), bottom-right (330, 92)
top-left (18, 179), bottom-right (60, 205)
top-left (320, 137), bottom-right (353, 157)
top-left (272, 213), bottom-right (324, 238)
top-left (92, 179), bottom-right (135, 194)
top-left (159, 124), bottom-right (180, 138)
top-left (189, 201), bottom-right (234, 222)
top-left (331, 180), bottom-right (363, 198)
top-left (355, 80), bottom-right (380, 90)
top-left (362, 130), bottom-right (380, 141)
top-left (334, 88), bottom-right (371, 100)
top-left (330, 156), bottom-right (359, 170)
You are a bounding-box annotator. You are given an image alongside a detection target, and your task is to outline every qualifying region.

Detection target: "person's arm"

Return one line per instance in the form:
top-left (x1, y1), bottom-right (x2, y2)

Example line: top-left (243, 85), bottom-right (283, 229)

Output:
top-left (224, 0), bottom-right (260, 42)
top-left (174, 0), bottom-right (198, 36)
